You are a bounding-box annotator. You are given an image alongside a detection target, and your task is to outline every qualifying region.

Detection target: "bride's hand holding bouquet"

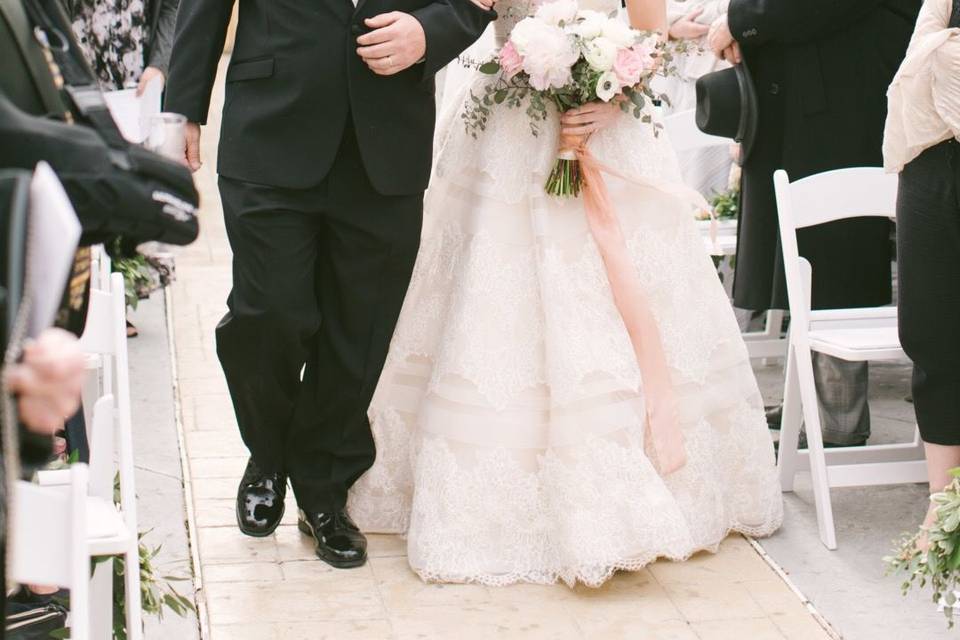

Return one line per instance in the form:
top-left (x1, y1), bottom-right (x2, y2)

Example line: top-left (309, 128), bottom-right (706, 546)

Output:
top-left (464, 0), bottom-right (682, 196)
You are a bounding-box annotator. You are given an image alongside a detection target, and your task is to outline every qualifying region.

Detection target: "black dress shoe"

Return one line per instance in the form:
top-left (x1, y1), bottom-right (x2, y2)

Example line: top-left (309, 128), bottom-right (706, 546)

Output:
top-left (236, 458), bottom-right (287, 537)
top-left (298, 509), bottom-right (367, 569)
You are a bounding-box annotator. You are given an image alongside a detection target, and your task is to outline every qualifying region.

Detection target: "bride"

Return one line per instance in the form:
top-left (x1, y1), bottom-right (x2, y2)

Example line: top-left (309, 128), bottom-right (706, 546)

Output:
top-left (349, 0), bottom-right (783, 587)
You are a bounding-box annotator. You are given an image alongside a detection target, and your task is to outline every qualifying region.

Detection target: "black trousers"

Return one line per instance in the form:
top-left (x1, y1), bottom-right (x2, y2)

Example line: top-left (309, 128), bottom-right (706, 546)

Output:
top-left (216, 123), bottom-right (422, 511)
top-left (898, 140), bottom-right (960, 445)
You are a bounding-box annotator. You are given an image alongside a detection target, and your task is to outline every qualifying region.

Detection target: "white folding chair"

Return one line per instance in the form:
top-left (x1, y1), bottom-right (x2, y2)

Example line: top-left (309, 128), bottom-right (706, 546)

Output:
top-left (39, 396), bottom-right (140, 639)
top-left (88, 245), bottom-right (111, 292)
top-left (10, 465), bottom-right (90, 640)
top-left (81, 273), bottom-right (141, 639)
top-left (42, 272), bottom-right (143, 638)
top-left (81, 245), bottom-right (113, 427)
top-left (773, 167), bottom-right (927, 549)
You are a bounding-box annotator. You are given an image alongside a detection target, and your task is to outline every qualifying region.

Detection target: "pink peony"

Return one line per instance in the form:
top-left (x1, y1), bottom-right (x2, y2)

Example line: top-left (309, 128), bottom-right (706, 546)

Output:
top-left (613, 42), bottom-right (657, 87)
top-left (499, 41), bottom-right (524, 79)
top-left (612, 47), bottom-right (646, 87)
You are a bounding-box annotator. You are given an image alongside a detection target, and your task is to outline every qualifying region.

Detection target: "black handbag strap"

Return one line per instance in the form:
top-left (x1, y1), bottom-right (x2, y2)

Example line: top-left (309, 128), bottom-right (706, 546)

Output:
top-left (20, 0), bottom-right (130, 153)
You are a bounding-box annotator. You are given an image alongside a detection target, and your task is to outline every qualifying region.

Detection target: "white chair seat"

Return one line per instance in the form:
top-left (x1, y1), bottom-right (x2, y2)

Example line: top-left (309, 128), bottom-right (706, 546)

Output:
top-left (31, 480), bottom-right (132, 553)
top-left (808, 326), bottom-right (903, 360)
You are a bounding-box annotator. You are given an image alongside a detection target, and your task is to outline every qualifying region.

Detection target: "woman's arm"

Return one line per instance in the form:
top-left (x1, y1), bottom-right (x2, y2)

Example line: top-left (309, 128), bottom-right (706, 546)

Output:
top-left (626, 0), bottom-right (668, 35)
top-left (147, 0), bottom-right (181, 75)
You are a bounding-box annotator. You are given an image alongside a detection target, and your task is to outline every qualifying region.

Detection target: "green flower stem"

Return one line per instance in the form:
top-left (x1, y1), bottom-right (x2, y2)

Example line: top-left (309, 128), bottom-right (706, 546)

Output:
top-left (545, 158), bottom-right (583, 198)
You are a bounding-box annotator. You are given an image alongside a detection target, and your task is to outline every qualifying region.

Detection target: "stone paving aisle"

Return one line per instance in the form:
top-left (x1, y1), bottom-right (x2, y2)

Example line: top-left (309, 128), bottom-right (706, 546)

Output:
top-left (168, 56), bottom-right (834, 640)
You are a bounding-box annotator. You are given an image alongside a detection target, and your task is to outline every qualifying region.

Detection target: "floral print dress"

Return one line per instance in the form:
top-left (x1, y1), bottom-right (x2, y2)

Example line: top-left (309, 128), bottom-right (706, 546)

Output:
top-left (70, 0), bottom-right (149, 90)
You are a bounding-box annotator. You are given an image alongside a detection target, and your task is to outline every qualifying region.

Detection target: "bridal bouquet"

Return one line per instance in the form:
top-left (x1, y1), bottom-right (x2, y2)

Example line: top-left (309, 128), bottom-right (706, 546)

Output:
top-left (463, 0), bottom-right (680, 197)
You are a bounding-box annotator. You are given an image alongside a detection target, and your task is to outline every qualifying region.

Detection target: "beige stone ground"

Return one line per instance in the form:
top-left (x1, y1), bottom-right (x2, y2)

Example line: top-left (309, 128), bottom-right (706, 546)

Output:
top-left (168, 56), bottom-right (835, 640)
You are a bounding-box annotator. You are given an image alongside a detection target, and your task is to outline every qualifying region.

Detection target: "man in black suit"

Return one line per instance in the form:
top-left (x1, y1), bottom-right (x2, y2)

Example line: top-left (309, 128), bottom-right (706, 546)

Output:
top-left (706, 0), bottom-right (920, 447)
top-left (165, 0), bottom-right (494, 568)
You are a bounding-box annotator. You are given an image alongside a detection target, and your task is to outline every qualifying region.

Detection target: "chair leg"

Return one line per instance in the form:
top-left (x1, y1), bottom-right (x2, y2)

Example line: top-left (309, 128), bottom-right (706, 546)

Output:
top-left (89, 558), bottom-right (113, 639)
top-left (124, 543), bottom-right (144, 640)
top-left (761, 309), bottom-right (785, 366)
top-left (778, 344), bottom-right (803, 492)
top-left (796, 346), bottom-right (838, 550)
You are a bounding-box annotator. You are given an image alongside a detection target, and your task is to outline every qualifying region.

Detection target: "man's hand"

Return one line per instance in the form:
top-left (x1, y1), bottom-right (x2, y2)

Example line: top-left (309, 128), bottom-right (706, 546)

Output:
top-left (669, 8), bottom-right (710, 41)
top-left (184, 122), bottom-right (202, 172)
top-left (137, 66), bottom-right (165, 96)
top-left (707, 15), bottom-right (739, 62)
top-left (6, 329), bottom-right (85, 435)
top-left (468, 0), bottom-right (495, 9)
top-left (721, 42), bottom-right (742, 64)
top-left (357, 12), bottom-right (427, 76)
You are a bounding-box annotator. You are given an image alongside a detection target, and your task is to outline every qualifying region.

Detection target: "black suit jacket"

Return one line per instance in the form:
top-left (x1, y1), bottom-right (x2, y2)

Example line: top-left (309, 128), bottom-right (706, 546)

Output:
top-left (727, 0), bottom-right (920, 310)
top-left (165, 0), bottom-right (494, 195)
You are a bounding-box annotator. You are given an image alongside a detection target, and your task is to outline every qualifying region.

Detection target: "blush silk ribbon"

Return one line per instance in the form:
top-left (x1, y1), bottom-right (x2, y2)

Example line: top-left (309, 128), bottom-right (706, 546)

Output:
top-left (559, 134), bottom-right (711, 476)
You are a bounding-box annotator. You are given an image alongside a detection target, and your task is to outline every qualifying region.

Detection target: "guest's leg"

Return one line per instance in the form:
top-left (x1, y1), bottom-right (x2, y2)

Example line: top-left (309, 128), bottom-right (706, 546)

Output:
top-left (898, 141), bottom-right (960, 536)
top-left (812, 354), bottom-right (871, 446)
top-left (286, 126), bottom-right (422, 512)
top-left (216, 177), bottom-right (324, 475)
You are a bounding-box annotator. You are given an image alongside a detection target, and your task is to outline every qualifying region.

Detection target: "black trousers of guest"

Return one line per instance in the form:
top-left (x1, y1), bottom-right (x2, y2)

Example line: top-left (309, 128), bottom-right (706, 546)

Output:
top-left (216, 122), bottom-right (422, 512)
top-left (898, 139), bottom-right (960, 445)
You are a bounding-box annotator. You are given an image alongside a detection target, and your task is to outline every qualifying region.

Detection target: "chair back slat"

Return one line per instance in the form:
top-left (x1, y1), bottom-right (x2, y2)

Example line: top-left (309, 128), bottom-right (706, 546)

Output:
top-left (78, 289), bottom-right (116, 356)
top-left (782, 167), bottom-right (897, 229)
top-left (774, 168), bottom-right (898, 338)
top-left (88, 395), bottom-right (116, 500)
top-left (10, 481), bottom-right (72, 587)
top-left (9, 464), bottom-right (89, 633)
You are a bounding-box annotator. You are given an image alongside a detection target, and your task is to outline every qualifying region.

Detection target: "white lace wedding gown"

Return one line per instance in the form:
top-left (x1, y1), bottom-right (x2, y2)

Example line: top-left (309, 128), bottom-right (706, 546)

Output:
top-left (348, 0), bottom-right (783, 587)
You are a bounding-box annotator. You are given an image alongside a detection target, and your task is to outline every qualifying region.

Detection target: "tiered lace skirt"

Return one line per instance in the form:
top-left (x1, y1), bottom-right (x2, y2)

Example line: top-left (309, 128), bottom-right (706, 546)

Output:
top-left (347, 73), bottom-right (783, 587)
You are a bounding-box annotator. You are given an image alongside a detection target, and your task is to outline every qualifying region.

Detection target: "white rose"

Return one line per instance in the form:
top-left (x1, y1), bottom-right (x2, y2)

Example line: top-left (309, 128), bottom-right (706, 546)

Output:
top-left (583, 36), bottom-right (618, 72)
top-left (535, 0), bottom-right (578, 26)
top-left (570, 10), bottom-right (607, 39)
top-left (595, 71), bottom-right (620, 102)
top-left (602, 18), bottom-right (636, 48)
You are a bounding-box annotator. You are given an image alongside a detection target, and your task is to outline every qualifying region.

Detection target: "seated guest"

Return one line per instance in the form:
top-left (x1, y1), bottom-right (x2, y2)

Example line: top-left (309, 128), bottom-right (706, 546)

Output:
top-left (706, 0), bottom-right (921, 446)
top-left (885, 0), bottom-right (960, 543)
